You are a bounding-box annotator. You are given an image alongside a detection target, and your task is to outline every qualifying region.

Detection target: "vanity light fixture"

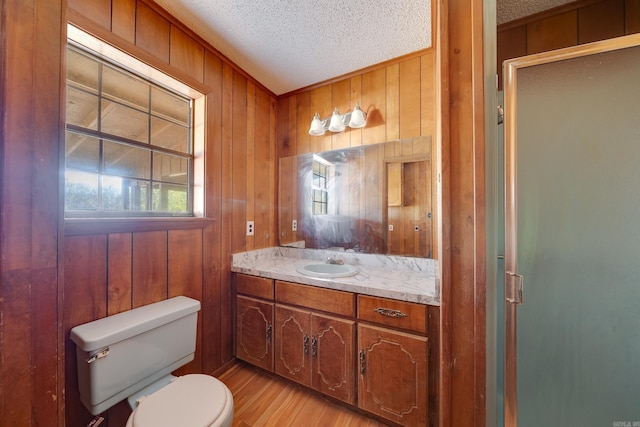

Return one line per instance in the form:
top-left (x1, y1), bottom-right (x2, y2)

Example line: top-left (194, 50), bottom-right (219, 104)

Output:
top-left (308, 103), bottom-right (367, 136)
top-left (328, 108), bottom-right (346, 132)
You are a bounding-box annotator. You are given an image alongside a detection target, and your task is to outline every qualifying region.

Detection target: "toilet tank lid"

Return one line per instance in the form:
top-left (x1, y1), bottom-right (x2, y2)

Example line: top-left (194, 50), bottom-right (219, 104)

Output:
top-left (70, 296), bottom-right (201, 352)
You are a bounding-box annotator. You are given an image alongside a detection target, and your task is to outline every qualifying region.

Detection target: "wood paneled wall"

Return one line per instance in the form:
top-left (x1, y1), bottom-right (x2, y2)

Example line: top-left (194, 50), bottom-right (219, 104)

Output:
top-left (63, 226), bottom-right (217, 426)
top-left (439, 0), bottom-right (488, 424)
top-left (61, 1), bottom-right (277, 425)
top-left (1, 0), bottom-right (277, 426)
top-left (497, 0), bottom-right (640, 88)
top-left (1, 1), bottom-right (64, 426)
top-left (276, 51), bottom-right (436, 158)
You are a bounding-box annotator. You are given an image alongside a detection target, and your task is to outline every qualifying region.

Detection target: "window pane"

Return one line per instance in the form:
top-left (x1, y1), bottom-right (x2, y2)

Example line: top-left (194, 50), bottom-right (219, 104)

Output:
top-left (102, 63), bottom-right (149, 110)
top-left (153, 152), bottom-right (189, 184)
top-left (65, 170), bottom-right (99, 210)
top-left (151, 116), bottom-right (189, 153)
top-left (64, 41), bottom-right (196, 218)
top-left (152, 86), bottom-right (189, 123)
top-left (103, 141), bottom-right (150, 179)
top-left (102, 176), bottom-right (149, 211)
top-left (67, 48), bottom-right (99, 92)
top-left (66, 87), bottom-right (99, 129)
top-left (65, 132), bottom-right (100, 172)
top-left (153, 183), bottom-right (188, 213)
top-left (101, 99), bottom-right (148, 143)
top-left (313, 202), bottom-right (323, 215)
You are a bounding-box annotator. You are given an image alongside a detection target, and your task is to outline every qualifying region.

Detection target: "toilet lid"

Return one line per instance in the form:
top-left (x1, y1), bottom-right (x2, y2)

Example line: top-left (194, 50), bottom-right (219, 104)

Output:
top-left (130, 374), bottom-right (230, 427)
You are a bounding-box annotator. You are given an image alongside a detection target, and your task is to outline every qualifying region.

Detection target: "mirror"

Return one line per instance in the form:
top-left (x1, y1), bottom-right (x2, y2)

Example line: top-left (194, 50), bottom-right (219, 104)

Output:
top-left (279, 136), bottom-right (436, 258)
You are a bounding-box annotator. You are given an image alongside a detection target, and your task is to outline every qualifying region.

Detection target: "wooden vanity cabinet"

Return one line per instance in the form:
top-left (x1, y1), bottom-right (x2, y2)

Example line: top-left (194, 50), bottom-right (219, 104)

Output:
top-left (234, 274), bottom-right (437, 426)
top-left (274, 281), bottom-right (356, 405)
top-left (235, 274), bottom-right (275, 371)
top-left (274, 305), bottom-right (356, 404)
top-left (357, 295), bottom-right (429, 427)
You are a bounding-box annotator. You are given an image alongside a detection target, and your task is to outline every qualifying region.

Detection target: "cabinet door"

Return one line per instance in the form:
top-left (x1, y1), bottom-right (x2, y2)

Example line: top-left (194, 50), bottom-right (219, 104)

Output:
top-left (274, 305), bottom-right (311, 386)
top-left (311, 313), bottom-right (355, 405)
top-left (358, 324), bottom-right (428, 426)
top-left (236, 295), bottom-right (273, 371)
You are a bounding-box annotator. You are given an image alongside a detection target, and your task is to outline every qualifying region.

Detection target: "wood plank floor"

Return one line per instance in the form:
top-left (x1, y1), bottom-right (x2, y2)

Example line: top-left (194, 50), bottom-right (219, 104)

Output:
top-left (218, 363), bottom-right (389, 427)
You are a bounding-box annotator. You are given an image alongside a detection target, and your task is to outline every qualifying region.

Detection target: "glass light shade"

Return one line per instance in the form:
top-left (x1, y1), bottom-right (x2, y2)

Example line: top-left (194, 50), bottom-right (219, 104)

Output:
top-left (328, 108), bottom-right (346, 132)
top-left (308, 113), bottom-right (325, 136)
top-left (348, 103), bottom-right (367, 128)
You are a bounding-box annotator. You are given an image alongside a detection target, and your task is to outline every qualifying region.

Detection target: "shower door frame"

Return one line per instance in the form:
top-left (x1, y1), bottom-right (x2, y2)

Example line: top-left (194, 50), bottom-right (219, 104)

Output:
top-left (502, 32), bottom-right (640, 427)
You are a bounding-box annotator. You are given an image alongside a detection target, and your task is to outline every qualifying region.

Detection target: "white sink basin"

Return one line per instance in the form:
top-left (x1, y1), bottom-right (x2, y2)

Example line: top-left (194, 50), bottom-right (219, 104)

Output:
top-left (296, 262), bottom-right (359, 278)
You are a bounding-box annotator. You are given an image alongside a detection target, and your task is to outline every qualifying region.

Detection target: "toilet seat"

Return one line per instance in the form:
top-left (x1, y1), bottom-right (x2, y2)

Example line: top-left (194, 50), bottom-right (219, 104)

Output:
top-left (126, 374), bottom-right (233, 427)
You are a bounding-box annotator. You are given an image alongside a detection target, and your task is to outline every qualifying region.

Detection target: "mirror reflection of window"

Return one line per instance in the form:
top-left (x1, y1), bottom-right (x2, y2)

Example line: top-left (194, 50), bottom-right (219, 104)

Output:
top-left (312, 156), bottom-right (330, 215)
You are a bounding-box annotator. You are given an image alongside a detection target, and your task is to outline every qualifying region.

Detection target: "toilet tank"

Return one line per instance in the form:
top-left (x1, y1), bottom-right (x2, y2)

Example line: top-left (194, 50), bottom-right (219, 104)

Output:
top-left (70, 296), bottom-right (201, 415)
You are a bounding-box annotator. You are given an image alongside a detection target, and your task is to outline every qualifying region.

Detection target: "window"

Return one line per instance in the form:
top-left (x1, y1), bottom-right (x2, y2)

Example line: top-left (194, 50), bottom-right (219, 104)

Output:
top-left (312, 156), bottom-right (329, 215)
top-left (64, 32), bottom-right (201, 218)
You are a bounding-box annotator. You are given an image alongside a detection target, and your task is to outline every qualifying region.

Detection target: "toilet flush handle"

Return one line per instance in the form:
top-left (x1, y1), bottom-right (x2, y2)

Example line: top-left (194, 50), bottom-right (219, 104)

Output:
top-left (86, 347), bottom-right (109, 364)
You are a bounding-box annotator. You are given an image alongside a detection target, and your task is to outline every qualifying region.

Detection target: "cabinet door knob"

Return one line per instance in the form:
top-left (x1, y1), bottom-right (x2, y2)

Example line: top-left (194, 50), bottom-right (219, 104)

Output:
top-left (373, 307), bottom-right (408, 318)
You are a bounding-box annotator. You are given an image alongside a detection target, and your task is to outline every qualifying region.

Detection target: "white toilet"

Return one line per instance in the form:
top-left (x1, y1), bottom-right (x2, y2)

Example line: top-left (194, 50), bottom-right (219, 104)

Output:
top-left (70, 296), bottom-right (234, 427)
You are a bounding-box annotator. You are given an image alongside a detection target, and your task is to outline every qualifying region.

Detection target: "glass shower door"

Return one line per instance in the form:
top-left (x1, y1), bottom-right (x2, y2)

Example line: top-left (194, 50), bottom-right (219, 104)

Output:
top-left (503, 35), bottom-right (640, 426)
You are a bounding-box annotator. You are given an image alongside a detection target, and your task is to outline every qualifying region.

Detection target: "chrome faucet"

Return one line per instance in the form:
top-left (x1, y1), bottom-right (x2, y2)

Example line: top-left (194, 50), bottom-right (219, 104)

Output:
top-left (326, 255), bottom-right (344, 265)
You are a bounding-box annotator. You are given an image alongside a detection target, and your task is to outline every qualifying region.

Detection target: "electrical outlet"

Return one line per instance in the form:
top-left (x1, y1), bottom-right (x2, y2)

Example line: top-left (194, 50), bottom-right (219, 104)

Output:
top-left (292, 219), bottom-right (297, 231)
top-left (388, 224), bottom-right (394, 231)
top-left (246, 221), bottom-right (255, 236)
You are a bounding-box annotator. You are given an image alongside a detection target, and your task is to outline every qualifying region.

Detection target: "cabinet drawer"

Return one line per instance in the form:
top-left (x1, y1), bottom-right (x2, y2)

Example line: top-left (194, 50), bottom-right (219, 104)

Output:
top-left (276, 281), bottom-right (355, 317)
top-left (235, 274), bottom-right (274, 300)
top-left (357, 295), bottom-right (427, 334)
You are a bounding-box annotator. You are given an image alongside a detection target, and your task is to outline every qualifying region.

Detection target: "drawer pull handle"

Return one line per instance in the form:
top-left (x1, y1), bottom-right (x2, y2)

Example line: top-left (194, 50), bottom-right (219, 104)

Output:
top-left (373, 307), bottom-right (408, 318)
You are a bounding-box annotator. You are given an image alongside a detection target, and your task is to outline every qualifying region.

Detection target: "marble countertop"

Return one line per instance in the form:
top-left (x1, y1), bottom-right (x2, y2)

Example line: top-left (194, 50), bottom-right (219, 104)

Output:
top-left (231, 247), bottom-right (440, 306)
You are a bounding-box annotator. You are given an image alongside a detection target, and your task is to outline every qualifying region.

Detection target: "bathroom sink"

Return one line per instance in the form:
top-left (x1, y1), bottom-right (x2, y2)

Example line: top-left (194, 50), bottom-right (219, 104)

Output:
top-left (296, 262), bottom-right (359, 278)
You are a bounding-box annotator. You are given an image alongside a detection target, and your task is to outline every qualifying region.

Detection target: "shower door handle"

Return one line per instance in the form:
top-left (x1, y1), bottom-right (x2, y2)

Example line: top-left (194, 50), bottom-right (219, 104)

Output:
top-left (506, 271), bottom-right (524, 305)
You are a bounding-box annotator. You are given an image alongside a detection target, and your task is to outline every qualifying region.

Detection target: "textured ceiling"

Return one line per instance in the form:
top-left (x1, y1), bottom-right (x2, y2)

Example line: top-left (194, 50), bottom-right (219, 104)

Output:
top-left (151, 0), bottom-right (573, 95)
top-left (152, 0), bottom-right (431, 95)
top-left (497, 0), bottom-right (575, 25)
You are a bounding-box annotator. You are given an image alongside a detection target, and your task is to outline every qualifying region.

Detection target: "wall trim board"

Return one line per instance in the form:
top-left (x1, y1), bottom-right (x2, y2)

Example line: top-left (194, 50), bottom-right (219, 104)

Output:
top-left (278, 47), bottom-right (436, 99)
top-left (64, 218), bottom-right (215, 236)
